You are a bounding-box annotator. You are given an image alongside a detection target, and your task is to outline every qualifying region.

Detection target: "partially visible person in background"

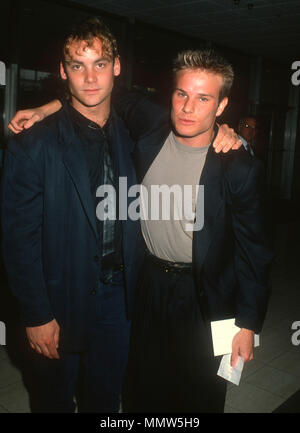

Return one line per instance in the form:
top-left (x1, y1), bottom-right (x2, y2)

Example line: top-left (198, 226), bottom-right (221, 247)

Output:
top-left (238, 116), bottom-right (258, 156)
top-left (238, 115), bottom-right (268, 167)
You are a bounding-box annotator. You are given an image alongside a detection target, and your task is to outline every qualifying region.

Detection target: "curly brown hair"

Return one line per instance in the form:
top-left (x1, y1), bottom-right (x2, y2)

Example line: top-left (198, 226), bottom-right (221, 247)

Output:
top-left (62, 16), bottom-right (119, 65)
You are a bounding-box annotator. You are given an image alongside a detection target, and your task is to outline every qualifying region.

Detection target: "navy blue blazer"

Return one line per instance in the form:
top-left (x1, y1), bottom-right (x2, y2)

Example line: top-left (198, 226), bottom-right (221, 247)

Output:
top-left (116, 91), bottom-right (273, 334)
top-left (1, 104), bottom-right (142, 352)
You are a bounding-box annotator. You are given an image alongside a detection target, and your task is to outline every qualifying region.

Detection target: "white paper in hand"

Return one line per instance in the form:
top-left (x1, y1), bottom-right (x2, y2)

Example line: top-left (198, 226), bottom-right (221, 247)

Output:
top-left (217, 354), bottom-right (244, 385)
top-left (210, 318), bottom-right (259, 356)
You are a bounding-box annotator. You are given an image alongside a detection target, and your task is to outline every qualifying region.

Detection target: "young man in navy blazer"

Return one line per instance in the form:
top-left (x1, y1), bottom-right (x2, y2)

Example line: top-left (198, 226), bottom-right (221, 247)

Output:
top-left (1, 17), bottom-right (143, 413)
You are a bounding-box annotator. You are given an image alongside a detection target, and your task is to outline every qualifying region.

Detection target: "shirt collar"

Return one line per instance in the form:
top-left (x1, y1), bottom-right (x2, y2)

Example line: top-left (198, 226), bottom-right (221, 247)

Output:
top-left (67, 102), bottom-right (111, 132)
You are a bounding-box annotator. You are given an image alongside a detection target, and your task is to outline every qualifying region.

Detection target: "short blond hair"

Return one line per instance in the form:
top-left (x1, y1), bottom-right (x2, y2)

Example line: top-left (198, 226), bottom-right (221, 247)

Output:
top-left (173, 49), bottom-right (234, 101)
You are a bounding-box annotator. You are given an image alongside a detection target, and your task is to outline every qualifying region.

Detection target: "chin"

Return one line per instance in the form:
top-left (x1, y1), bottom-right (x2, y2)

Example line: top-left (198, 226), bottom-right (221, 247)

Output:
top-left (80, 97), bottom-right (104, 108)
top-left (174, 125), bottom-right (197, 138)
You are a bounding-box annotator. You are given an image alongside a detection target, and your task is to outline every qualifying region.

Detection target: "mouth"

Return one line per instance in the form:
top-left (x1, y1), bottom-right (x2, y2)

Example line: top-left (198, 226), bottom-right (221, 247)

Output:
top-left (83, 89), bottom-right (100, 94)
top-left (178, 118), bottom-right (195, 125)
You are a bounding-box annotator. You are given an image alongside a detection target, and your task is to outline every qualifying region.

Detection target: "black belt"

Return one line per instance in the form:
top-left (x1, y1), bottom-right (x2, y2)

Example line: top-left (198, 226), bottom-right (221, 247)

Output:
top-left (146, 250), bottom-right (192, 274)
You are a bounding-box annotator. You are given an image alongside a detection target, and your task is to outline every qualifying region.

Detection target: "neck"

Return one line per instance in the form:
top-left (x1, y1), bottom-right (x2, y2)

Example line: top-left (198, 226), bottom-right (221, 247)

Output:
top-left (175, 126), bottom-right (215, 148)
top-left (71, 97), bottom-right (111, 127)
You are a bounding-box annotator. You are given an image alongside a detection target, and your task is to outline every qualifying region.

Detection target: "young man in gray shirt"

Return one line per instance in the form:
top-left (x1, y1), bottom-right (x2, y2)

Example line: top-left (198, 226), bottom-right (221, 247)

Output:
top-left (120, 49), bottom-right (272, 412)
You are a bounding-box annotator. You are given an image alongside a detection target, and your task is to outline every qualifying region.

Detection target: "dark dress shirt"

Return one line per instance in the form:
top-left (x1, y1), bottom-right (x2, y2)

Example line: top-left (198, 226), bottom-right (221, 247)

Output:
top-left (67, 104), bottom-right (123, 284)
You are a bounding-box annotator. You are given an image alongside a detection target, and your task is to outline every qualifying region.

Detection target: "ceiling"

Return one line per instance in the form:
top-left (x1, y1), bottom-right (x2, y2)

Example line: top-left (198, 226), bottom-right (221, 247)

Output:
top-left (68, 0), bottom-right (300, 64)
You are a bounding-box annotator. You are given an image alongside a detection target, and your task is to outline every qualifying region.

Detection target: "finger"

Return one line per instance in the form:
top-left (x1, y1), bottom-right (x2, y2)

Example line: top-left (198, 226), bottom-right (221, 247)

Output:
top-left (222, 136), bottom-right (239, 152)
top-left (8, 122), bottom-right (23, 134)
top-left (54, 328), bottom-right (60, 350)
top-left (27, 336), bottom-right (40, 353)
top-left (217, 133), bottom-right (239, 153)
top-left (49, 346), bottom-right (59, 359)
top-left (230, 354), bottom-right (238, 367)
top-left (215, 139), bottom-right (233, 153)
top-left (46, 338), bottom-right (60, 359)
top-left (9, 121), bottom-right (23, 131)
top-left (243, 351), bottom-right (254, 363)
top-left (213, 127), bottom-right (226, 149)
top-left (29, 341), bottom-right (36, 350)
top-left (24, 114), bottom-right (39, 129)
top-left (37, 342), bottom-right (52, 359)
top-left (239, 348), bottom-right (252, 363)
top-left (213, 124), bottom-right (226, 146)
top-left (214, 140), bottom-right (228, 153)
top-left (214, 133), bottom-right (235, 153)
top-left (230, 349), bottom-right (239, 367)
top-left (33, 344), bottom-right (43, 355)
top-left (232, 139), bottom-right (243, 150)
top-left (9, 118), bottom-right (29, 133)
top-left (11, 111), bottom-right (28, 124)
top-left (220, 142), bottom-right (233, 153)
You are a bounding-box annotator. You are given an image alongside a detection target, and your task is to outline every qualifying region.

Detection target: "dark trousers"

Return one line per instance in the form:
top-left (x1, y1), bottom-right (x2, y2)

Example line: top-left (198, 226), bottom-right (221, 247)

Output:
top-left (122, 256), bottom-right (226, 413)
top-left (27, 272), bottom-right (130, 413)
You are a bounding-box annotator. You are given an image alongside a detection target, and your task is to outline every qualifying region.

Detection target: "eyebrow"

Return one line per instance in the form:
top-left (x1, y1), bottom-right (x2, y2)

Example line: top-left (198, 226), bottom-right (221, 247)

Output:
top-left (66, 57), bottom-right (110, 64)
top-left (175, 88), bottom-right (214, 98)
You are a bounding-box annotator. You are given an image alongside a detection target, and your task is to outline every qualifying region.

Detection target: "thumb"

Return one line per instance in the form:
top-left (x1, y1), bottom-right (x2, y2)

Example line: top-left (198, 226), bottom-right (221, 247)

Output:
top-left (230, 348), bottom-right (239, 367)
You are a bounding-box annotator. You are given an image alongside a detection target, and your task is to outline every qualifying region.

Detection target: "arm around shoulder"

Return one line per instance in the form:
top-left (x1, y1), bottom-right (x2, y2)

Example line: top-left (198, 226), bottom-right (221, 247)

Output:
top-left (8, 99), bottom-right (62, 134)
top-left (113, 87), bottom-right (169, 141)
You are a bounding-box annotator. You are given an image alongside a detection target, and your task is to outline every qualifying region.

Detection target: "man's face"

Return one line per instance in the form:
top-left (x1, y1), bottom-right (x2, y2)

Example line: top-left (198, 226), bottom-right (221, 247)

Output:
top-left (171, 69), bottom-right (228, 146)
top-left (238, 117), bottom-right (257, 142)
top-left (60, 37), bottom-right (120, 110)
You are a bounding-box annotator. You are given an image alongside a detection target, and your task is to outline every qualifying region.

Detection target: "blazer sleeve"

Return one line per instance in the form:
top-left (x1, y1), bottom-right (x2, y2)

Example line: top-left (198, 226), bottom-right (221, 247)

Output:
top-left (227, 158), bottom-right (273, 334)
top-left (1, 138), bottom-right (54, 327)
top-left (112, 87), bottom-right (169, 141)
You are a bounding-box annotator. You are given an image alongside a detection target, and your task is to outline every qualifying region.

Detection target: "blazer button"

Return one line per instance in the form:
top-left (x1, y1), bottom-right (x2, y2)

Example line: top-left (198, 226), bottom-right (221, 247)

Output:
top-left (91, 289), bottom-right (97, 295)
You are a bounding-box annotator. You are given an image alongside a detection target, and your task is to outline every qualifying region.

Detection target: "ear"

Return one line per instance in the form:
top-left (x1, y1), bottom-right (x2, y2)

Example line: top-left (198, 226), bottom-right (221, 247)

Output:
top-left (216, 97), bottom-right (228, 117)
top-left (113, 57), bottom-right (121, 77)
top-left (60, 61), bottom-right (67, 80)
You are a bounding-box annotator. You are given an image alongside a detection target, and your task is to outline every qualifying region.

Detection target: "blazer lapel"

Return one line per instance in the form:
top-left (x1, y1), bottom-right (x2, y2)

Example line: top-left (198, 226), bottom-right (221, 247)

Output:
top-left (193, 145), bottom-right (224, 271)
top-left (133, 125), bottom-right (170, 183)
top-left (59, 109), bottom-right (99, 240)
top-left (110, 108), bottom-right (135, 182)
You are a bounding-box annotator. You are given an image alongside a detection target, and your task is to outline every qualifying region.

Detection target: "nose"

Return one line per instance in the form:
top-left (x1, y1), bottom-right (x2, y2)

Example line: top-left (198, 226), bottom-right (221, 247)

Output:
top-left (182, 97), bottom-right (194, 114)
top-left (84, 68), bottom-right (97, 84)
